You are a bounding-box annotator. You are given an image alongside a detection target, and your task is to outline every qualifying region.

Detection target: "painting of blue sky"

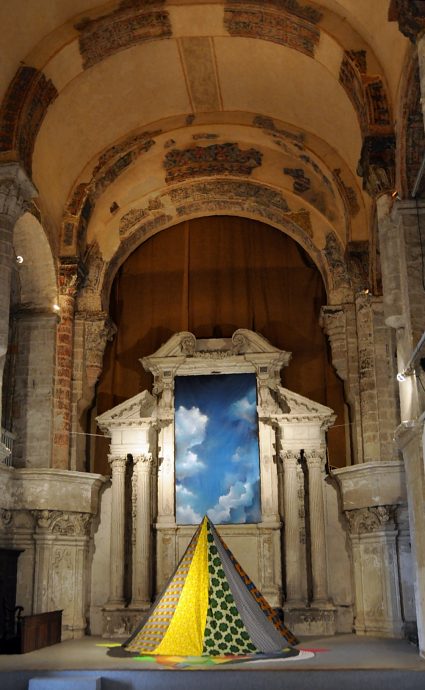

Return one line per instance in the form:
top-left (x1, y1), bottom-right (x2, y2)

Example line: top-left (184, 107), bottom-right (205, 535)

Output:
top-left (174, 373), bottom-right (261, 525)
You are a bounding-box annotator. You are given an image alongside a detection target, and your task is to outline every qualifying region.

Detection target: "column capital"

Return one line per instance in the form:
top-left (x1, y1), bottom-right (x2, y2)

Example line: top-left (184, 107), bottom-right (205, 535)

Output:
top-left (107, 455), bottom-right (127, 472)
top-left (0, 162), bottom-right (37, 220)
top-left (345, 505), bottom-right (397, 535)
top-left (133, 453), bottom-right (154, 471)
top-left (279, 449), bottom-right (299, 467)
top-left (305, 448), bottom-right (326, 471)
top-left (59, 260), bottom-right (87, 298)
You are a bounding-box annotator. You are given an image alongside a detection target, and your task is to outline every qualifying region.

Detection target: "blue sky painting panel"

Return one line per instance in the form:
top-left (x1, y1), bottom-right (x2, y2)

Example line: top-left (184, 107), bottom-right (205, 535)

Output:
top-left (174, 373), bottom-right (261, 525)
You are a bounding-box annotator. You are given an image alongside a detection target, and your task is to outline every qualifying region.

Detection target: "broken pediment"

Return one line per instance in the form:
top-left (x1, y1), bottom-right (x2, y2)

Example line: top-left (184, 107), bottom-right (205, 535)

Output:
top-left (141, 329), bottom-right (291, 378)
top-left (276, 385), bottom-right (336, 428)
top-left (96, 390), bottom-right (156, 434)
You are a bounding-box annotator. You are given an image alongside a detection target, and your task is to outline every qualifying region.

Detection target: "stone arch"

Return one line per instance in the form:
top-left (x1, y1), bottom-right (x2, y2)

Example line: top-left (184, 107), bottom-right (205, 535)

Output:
top-left (77, 186), bottom-right (353, 316)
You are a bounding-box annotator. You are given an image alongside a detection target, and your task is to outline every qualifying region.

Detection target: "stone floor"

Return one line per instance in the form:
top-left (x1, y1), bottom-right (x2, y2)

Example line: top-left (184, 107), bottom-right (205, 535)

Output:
top-left (0, 634), bottom-right (424, 671)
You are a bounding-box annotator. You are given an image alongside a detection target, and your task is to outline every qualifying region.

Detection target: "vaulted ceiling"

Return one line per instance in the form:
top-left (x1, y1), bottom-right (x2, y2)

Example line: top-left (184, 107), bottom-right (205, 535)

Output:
top-left (0, 1), bottom-right (413, 306)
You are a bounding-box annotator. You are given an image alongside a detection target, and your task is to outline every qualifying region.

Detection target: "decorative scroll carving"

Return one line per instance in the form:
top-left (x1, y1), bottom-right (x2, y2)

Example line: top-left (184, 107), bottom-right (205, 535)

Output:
top-left (225, 3), bottom-right (321, 57)
top-left (51, 512), bottom-right (92, 537)
top-left (345, 506), bottom-right (396, 534)
top-left (357, 135), bottom-right (396, 197)
top-left (76, 2), bottom-right (172, 69)
top-left (163, 143), bottom-right (263, 183)
top-left (0, 66), bottom-right (57, 175)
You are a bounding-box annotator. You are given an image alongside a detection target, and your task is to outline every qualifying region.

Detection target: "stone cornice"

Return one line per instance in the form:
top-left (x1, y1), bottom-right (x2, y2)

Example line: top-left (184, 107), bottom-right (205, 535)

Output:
top-left (333, 460), bottom-right (406, 511)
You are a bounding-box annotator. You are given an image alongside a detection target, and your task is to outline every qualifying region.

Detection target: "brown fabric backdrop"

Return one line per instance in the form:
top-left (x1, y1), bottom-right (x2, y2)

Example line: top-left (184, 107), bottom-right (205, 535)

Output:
top-left (95, 216), bottom-right (347, 474)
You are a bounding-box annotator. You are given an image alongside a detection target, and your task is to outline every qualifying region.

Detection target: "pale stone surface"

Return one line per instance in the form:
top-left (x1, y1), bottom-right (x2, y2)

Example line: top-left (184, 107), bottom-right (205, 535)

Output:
top-left (0, 467), bottom-right (107, 638)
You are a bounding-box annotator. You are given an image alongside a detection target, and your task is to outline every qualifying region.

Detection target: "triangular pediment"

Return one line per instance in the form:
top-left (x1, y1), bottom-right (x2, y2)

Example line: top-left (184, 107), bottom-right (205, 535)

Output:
top-left (276, 386), bottom-right (336, 422)
top-left (96, 390), bottom-right (156, 432)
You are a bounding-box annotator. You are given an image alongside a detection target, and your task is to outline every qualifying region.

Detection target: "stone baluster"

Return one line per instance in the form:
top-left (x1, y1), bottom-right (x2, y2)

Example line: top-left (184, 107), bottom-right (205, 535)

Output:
top-left (281, 450), bottom-right (303, 606)
top-left (306, 449), bottom-right (329, 605)
top-left (0, 163), bottom-right (36, 426)
top-left (106, 455), bottom-right (127, 606)
top-left (131, 453), bottom-right (154, 608)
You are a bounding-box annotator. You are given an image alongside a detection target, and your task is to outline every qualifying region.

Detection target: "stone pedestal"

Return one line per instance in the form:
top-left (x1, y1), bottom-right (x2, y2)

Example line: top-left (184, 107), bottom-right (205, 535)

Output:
top-left (345, 507), bottom-right (403, 637)
top-left (335, 462), bottom-right (407, 639)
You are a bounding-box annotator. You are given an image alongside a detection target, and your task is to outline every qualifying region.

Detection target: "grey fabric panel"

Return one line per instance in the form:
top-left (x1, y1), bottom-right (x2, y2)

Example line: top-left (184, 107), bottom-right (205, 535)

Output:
top-left (212, 530), bottom-right (287, 653)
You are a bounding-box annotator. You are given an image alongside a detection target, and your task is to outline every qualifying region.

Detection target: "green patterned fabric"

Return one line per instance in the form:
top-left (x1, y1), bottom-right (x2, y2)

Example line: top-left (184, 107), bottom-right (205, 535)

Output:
top-left (202, 524), bottom-right (258, 656)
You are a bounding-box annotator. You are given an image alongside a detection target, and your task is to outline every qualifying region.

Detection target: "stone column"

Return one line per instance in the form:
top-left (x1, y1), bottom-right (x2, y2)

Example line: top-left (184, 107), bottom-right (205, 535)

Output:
top-left (70, 311), bottom-right (116, 471)
top-left (106, 455), bottom-right (127, 606)
top-left (0, 163), bottom-right (36, 433)
top-left (52, 263), bottom-right (80, 469)
top-left (281, 450), bottom-right (303, 606)
top-left (12, 310), bottom-right (57, 468)
top-left (345, 506), bottom-right (403, 637)
top-left (131, 453), bottom-right (153, 609)
top-left (321, 303), bottom-right (363, 464)
top-left (306, 449), bottom-right (329, 605)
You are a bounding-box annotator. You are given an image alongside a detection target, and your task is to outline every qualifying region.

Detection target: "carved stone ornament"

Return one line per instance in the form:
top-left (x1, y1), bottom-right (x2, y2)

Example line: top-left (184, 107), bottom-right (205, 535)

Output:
top-left (0, 162), bottom-right (37, 220)
top-left (305, 448), bottom-right (326, 470)
top-left (357, 135), bottom-right (396, 198)
top-left (388, 0), bottom-right (425, 43)
top-left (107, 456), bottom-right (128, 473)
top-left (345, 505), bottom-right (396, 535)
top-left (51, 511), bottom-right (92, 537)
top-left (134, 453), bottom-right (155, 471)
top-left (32, 509), bottom-right (62, 531)
top-left (0, 509), bottom-right (13, 528)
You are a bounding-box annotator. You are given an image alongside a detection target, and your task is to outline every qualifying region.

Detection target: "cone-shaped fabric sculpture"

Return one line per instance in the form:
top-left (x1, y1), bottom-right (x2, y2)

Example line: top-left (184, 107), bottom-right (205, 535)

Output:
top-left (124, 516), bottom-right (299, 657)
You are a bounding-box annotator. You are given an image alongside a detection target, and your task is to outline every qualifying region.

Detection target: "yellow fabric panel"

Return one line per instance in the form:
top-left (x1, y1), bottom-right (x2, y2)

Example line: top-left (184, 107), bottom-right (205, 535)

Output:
top-left (153, 518), bottom-right (209, 656)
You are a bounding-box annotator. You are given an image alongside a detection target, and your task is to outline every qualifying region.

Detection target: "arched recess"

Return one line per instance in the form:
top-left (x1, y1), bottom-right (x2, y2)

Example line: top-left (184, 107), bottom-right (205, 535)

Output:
top-left (90, 214), bottom-right (348, 476)
top-left (12, 211), bottom-right (57, 309)
top-left (2, 211), bottom-right (58, 467)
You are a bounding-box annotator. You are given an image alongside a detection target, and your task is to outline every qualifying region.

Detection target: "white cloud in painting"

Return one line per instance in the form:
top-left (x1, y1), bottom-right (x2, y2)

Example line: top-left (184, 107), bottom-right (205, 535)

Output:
top-left (230, 396), bottom-right (256, 427)
top-left (207, 480), bottom-right (254, 524)
top-left (175, 405), bottom-right (208, 479)
top-left (176, 483), bottom-right (194, 499)
top-left (176, 503), bottom-right (203, 525)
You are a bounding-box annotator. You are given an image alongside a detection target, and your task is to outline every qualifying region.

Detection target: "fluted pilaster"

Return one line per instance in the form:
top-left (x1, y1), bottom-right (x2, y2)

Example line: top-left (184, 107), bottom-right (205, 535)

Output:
top-left (281, 450), bottom-right (303, 605)
top-left (107, 455), bottom-right (127, 606)
top-left (131, 453), bottom-right (154, 608)
top-left (306, 449), bottom-right (329, 605)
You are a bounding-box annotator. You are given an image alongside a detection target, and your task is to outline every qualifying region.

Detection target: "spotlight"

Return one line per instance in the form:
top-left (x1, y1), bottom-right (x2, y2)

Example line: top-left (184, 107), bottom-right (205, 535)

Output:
top-left (396, 372), bottom-right (406, 382)
top-left (16, 255), bottom-right (23, 264)
top-left (53, 303), bottom-right (60, 312)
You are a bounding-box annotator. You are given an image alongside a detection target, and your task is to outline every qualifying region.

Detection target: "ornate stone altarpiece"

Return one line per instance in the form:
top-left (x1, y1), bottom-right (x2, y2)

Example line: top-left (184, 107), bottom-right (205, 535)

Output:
top-left (97, 330), bottom-right (337, 636)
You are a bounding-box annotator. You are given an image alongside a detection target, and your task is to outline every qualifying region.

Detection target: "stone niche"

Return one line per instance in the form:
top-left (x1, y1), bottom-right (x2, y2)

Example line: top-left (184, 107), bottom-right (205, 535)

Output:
top-left (97, 330), bottom-right (345, 636)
